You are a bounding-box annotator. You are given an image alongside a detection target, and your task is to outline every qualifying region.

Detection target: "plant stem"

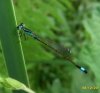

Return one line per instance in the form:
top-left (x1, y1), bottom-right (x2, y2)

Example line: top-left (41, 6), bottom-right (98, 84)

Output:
top-left (0, 0), bottom-right (29, 93)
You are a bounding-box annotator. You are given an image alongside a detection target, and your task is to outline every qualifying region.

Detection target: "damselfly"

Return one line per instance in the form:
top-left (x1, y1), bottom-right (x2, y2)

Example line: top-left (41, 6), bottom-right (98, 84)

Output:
top-left (17, 23), bottom-right (87, 74)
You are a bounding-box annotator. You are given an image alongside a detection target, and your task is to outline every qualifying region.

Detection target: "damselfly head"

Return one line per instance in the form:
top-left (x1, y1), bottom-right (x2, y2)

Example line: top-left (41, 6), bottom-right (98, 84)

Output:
top-left (17, 23), bottom-right (25, 30)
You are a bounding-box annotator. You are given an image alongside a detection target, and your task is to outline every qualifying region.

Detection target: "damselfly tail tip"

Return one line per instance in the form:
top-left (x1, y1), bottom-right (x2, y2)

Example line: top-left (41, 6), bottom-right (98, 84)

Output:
top-left (80, 67), bottom-right (87, 74)
top-left (75, 65), bottom-right (87, 74)
top-left (17, 23), bottom-right (25, 30)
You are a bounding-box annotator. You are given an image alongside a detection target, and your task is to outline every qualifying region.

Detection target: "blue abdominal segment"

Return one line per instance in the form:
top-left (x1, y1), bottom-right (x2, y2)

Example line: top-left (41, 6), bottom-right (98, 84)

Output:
top-left (80, 67), bottom-right (87, 74)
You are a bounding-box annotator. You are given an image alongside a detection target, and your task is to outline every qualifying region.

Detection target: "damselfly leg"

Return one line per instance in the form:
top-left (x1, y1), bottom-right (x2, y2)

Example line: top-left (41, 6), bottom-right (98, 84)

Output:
top-left (17, 23), bottom-right (28, 40)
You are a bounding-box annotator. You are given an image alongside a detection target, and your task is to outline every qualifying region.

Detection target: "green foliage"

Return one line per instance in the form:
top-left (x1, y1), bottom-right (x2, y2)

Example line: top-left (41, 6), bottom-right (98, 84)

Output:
top-left (1, 0), bottom-right (100, 93)
top-left (13, 0), bottom-right (100, 93)
top-left (0, 77), bottom-right (35, 93)
top-left (30, 60), bottom-right (73, 90)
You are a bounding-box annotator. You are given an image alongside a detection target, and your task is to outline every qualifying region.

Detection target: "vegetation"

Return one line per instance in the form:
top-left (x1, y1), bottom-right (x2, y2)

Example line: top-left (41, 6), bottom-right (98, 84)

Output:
top-left (0, 0), bottom-right (100, 93)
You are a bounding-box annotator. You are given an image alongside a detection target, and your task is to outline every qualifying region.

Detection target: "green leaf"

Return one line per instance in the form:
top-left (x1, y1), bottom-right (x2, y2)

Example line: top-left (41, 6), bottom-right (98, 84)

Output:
top-left (0, 77), bottom-right (35, 93)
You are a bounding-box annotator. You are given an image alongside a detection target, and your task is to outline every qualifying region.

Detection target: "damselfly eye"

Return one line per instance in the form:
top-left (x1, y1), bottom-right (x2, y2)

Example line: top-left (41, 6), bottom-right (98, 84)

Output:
top-left (17, 23), bottom-right (25, 30)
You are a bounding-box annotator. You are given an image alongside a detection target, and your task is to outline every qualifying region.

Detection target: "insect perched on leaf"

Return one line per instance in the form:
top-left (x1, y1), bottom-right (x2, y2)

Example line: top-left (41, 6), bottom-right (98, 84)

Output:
top-left (17, 23), bottom-right (87, 74)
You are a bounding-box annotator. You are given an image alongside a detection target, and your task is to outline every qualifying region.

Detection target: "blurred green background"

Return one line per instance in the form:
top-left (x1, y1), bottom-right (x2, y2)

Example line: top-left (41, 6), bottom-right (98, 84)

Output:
top-left (0, 0), bottom-right (100, 93)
